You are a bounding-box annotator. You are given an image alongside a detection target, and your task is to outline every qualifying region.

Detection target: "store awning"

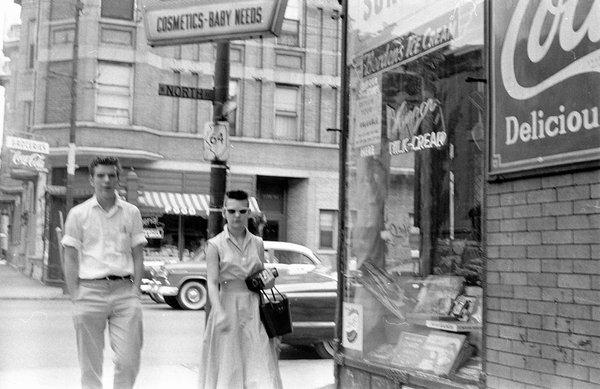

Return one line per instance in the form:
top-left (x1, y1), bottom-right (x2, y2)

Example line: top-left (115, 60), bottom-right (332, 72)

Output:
top-left (137, 191), bottom-right (260, 216)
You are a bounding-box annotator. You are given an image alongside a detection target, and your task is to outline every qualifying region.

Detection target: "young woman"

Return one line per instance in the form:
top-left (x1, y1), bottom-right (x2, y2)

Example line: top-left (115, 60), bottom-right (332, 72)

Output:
top-left (198, 190), bottom-right (282, 389)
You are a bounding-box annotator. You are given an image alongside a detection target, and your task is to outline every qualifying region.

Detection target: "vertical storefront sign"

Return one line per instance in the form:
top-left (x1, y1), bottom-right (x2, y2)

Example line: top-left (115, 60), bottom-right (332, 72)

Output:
top-left (490, 0), bottom-right (600, 175)
top-left (342, 302), bottom-right (363, 352)
top-left (353, 77), bottom-right (382, 158)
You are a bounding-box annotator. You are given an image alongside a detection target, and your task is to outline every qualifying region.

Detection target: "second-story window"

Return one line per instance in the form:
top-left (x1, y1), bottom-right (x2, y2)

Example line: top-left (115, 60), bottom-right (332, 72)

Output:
top-left (101, 0), bottom-right (134, 21)
top-left (96, 62), bottom-right (132, 125)
top-left (277, 0), bottom-right (300, 46)
top-left (274, 85), bottom-right (299, 140)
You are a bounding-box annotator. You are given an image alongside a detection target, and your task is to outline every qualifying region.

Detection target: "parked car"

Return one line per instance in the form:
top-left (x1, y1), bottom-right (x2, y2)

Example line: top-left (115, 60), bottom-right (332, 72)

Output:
top-left (147, 241), bottom-right (338, 358)
top-left (141, 255), bottom-right (181, 303)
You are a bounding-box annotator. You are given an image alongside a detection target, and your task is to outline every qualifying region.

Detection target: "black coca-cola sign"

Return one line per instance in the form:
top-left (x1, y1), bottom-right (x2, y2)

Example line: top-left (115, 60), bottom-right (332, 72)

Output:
top-left (490, 0), bottom-right (600, 175)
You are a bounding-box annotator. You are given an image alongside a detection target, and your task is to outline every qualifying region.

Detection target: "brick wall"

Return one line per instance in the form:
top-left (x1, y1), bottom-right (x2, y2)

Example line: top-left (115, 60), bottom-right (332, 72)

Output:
top-left (485, 169), bottom-right (600, 388)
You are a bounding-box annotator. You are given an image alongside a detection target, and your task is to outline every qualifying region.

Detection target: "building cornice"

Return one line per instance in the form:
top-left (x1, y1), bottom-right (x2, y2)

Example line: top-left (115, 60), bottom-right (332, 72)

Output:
top-left (32, 122), bottom-right (339, 149)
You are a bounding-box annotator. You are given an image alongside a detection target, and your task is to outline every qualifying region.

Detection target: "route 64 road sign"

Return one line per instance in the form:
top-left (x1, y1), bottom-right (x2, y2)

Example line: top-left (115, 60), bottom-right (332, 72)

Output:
top-left (203, 121), bottom-right (229, 161)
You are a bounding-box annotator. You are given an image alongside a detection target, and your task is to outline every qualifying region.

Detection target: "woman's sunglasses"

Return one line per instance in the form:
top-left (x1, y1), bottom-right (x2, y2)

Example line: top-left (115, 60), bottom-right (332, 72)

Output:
top-left (225, 208), bottom-right (249, 214)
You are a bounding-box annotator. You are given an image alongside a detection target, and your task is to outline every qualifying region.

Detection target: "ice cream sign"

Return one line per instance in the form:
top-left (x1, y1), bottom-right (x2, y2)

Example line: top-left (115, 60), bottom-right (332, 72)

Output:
top-left (490, 0), bottom-right (600, 174)
top-left (387, 98), bottom-right (447, 155)
top-left (359, 10), bottom-right (458, 78)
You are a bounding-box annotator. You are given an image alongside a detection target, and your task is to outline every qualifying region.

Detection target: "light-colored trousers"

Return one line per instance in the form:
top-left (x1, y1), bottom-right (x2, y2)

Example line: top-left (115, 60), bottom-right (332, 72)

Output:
top-left (72, 278), bottom-right (143, 389)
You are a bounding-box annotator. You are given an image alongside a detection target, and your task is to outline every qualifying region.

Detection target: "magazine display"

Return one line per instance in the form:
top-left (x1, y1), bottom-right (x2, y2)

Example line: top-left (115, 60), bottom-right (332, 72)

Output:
top-left (368, 329), bottom-right (473, 377)
top-left (359, 270), bottom-right (481, 379)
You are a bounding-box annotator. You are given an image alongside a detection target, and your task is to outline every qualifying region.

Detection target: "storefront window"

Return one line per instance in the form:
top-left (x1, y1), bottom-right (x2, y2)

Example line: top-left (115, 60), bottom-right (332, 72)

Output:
top-left (142, 215), bottom-right (207, 262)
top-left (343, 0), bottom-right (484, 385)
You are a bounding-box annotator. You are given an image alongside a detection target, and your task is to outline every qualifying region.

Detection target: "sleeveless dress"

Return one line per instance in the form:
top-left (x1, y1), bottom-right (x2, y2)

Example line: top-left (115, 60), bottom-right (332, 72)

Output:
top-left (198, 227), bottom-right (283, 389)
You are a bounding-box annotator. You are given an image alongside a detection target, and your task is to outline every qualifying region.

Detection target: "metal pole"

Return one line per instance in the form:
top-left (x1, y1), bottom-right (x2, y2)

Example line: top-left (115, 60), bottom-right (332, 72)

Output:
top-left (65, 0), bottom-right (82, 213)
top-left (334, 0), bottom-right (349, 384)
top-left (207, 42), bottom-right (230, 239)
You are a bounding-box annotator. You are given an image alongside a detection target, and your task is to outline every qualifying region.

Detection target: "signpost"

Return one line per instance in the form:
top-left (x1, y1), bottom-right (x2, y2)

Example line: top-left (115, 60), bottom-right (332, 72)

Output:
top-left (148, 0), bottom-right (288, 244)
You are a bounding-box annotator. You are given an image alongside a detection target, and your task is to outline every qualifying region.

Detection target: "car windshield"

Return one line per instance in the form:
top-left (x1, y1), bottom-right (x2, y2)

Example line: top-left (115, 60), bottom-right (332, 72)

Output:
top-left (267, 249), bottom-right (317, 266)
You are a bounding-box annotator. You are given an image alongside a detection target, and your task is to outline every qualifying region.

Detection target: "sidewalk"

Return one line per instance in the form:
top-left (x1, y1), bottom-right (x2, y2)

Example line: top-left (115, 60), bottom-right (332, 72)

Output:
top-left (0, 261), bottom-right (336, 388)
top-left (0, 362), bottom-right (336, 389)
top-left (0, 260), bottom-right (67, 300)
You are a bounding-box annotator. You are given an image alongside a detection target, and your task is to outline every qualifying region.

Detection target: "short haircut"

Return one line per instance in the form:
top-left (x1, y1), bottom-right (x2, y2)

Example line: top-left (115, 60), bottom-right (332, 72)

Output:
top-left (89, 156), bottom-right (121, 177)
top-left (224, 190), bottom-right (249, 205)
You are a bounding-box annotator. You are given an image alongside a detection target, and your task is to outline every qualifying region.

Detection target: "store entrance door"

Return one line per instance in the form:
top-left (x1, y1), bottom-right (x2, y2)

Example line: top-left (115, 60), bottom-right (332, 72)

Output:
top-left (257, 177), bottom-right (287, 242)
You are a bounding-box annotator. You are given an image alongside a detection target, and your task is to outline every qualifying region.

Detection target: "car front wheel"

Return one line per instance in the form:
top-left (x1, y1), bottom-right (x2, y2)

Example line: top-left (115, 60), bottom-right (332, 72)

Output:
top-left (176, 281), bottom-right (207, 310)
top-left (314, 339), bottom-right (335, 359)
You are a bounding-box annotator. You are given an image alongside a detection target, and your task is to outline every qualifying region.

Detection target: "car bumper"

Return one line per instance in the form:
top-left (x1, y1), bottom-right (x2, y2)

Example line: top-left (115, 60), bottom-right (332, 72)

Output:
top-left (157, 286), bottom-right (179, 296)
top-left (140, 279), bottom-right (153, 293)
top-left (282, 321), bottom-right (335, 345)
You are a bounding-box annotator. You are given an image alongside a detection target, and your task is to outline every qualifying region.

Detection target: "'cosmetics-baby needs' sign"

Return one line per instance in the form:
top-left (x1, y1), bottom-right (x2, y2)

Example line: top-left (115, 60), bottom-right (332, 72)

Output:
top-left (490, 0), bottom-right (600, 175)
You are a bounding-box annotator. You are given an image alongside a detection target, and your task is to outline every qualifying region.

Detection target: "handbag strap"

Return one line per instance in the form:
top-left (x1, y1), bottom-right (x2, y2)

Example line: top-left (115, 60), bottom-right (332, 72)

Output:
top-left (260, 287), bottom-right (283, 302)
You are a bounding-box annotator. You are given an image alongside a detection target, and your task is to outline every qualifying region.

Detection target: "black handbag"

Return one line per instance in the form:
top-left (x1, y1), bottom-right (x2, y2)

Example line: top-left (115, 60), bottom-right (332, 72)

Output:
top-left (259, 286), bottom-right (293, 338)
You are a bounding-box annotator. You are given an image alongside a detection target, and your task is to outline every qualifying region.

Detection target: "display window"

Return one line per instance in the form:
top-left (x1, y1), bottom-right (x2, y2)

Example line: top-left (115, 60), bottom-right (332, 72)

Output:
top-left (343, 0), bottom-right (485, 386)
top-left (143, 215), bottom-right (207, 262)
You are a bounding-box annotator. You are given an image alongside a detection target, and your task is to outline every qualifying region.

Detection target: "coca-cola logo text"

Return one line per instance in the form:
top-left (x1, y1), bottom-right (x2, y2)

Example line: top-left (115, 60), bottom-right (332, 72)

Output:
top-left (11, 151), bottom-right (47, 171)
top-left (501, 0), bottom-right (600, 100)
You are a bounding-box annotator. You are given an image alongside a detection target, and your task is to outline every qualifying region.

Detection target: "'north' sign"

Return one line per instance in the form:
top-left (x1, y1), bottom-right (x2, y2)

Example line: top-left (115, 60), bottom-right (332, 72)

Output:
top-left (158, 84), bottom-right (215, 101)
top-left (142, 0), bottom-right (288, 47)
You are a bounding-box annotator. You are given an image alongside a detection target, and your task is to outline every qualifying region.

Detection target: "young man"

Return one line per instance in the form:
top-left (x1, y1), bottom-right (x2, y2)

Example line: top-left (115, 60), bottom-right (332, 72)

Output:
top-left (61, 156), bottom-right (147, 389)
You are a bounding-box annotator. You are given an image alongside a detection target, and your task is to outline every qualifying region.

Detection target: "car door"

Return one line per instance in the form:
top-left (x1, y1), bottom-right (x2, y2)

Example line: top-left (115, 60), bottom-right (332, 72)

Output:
top-left (266, 248), bottom-right (337, 325)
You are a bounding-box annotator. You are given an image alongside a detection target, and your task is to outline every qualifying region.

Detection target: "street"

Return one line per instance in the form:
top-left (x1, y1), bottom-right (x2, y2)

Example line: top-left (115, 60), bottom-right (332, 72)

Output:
top-left (0, 299), bottom-right (334, 389)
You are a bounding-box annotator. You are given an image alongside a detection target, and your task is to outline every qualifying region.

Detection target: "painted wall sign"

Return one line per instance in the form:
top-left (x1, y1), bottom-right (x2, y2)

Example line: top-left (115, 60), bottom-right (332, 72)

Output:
top-left (359, 10), bottom-right (458, 78)
top-left (490, 0), bottom-right (600, 175)
top-left (143, 0), bottom-right (287, 46)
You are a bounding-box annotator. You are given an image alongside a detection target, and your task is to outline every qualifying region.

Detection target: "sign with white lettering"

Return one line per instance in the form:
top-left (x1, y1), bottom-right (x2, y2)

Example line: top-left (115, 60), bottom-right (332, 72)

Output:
top-left (5, 136), bottom-right (50, 155)
top-left (203, 121), bottom-right (230, 161)
top-left (490, 0), bottom-right (600, 175)
top-left (4, 136), bottom-right (49, 174)
top-left (159, 84), bottom-right (214, 100)
top-left (144, 227), bottom-right (164, 239)
top-left (142, 0), bottom-right (288, 46)
top-left (359, 10), bottom-right (458, 78)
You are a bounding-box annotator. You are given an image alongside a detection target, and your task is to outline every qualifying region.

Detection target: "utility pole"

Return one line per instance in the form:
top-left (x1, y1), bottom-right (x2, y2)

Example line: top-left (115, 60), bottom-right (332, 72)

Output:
top-left (207, 42), bottom-right (230, 239)
top-left (65, 0), bottom-right (83, 213)
top-left (334, 0), bottom-right (349, 375)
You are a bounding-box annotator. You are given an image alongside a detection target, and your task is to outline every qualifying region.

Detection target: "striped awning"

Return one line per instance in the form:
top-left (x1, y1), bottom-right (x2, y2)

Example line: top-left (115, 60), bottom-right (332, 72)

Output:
top-left (138, 191), bottom-right (260, 216)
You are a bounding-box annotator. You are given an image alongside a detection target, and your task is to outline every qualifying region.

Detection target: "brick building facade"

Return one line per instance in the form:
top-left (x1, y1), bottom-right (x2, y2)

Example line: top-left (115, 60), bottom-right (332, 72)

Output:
top-left (1, 0), bottom-right (342, 282)
top-left (485, 170), bottom-right (600, 388)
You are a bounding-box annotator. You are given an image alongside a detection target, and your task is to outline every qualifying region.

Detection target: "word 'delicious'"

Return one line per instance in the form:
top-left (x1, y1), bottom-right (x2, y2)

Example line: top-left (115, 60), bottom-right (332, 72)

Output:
top-left (505, 105), bottom-right (599, 145)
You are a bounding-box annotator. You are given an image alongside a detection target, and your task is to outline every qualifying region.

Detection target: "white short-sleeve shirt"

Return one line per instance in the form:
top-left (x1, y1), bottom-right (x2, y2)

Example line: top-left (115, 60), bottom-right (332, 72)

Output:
top-left (61, 196), bottom-right (147, 279)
